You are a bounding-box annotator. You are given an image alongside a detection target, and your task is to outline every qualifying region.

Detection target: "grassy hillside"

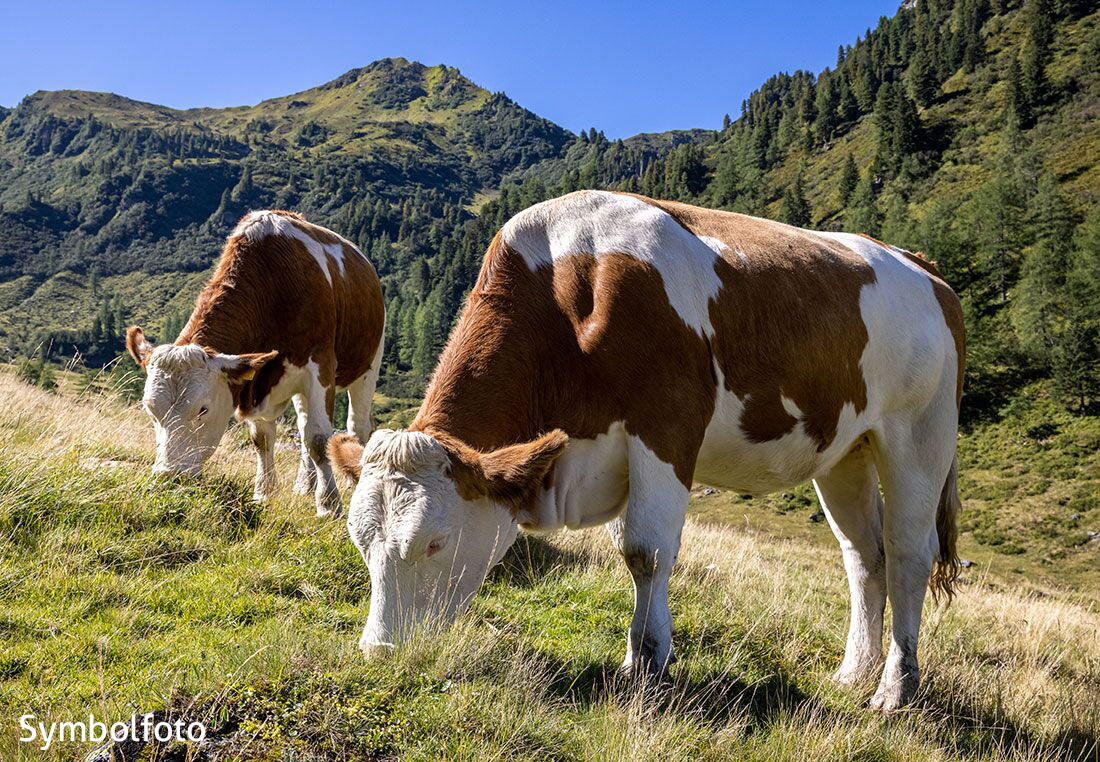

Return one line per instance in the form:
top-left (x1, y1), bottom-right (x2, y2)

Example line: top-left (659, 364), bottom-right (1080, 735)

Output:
top-left (0, 377), bottom-right (1097, 761)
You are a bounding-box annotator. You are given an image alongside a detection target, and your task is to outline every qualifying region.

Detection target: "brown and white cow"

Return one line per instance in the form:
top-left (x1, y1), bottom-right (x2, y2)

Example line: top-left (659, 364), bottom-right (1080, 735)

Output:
top-left (127, 210), bottom-right (385, 517)
top-left (329, 190), bottom-right (964, 710)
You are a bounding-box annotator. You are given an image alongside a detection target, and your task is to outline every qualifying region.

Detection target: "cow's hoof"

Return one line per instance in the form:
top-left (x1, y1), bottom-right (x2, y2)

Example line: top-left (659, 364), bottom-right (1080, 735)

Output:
top-left (869, 674), bottom-right (918, 712)
top-left (831, 662), bottom-right (882, 687)
top-left (316, 499), bottom-right (343, 519)
top-left (618, 652), bottom-right (675, 686)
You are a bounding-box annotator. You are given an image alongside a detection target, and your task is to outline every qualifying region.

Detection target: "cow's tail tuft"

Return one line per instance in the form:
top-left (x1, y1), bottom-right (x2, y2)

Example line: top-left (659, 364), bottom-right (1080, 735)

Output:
top-left (929, 456), bottom-right (961, 603)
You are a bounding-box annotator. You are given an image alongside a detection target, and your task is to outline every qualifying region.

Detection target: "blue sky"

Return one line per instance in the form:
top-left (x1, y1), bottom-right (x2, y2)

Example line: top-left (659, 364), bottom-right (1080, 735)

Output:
top-left (1, 0), bottom-right (900, 139)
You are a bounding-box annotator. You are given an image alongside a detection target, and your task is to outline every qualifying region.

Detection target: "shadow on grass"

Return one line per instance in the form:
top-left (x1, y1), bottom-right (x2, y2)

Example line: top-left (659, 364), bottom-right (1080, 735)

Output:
top-left (536, 647), bottom-right (826, 735)
top-left (490, 534), bottom-right (590, 587)
top-left (914, 688), bottom-right (1099, 761)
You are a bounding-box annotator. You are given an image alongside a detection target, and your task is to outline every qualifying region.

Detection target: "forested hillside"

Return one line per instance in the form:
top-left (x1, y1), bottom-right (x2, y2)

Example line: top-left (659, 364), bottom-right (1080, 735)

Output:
top-left (1, 0), bottom-right (1098, 412)
top-left (520, 0), bottom-right (1100, 418)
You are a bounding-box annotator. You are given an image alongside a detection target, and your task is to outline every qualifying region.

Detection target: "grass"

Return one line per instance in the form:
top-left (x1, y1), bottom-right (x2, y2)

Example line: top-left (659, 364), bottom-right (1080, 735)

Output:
top-left (0, 375), bottom-right (1097, 760)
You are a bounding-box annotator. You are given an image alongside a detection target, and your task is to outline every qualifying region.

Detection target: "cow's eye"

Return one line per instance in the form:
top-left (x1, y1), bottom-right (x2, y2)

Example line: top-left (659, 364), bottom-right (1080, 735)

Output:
top-left (196, 406), bottom-right (209, 418)
top-left (426, 538), bottom-right (447, 558)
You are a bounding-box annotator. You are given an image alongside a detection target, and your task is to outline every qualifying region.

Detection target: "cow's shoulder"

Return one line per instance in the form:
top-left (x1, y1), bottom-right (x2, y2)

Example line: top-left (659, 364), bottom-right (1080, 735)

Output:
top-left (498, 191), bottom-right (725, 338)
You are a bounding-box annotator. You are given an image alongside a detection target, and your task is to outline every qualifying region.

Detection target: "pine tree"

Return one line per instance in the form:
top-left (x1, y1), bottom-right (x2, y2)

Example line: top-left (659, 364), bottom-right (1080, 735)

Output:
top-left (910, 46), bottom-right (938, 108)
top-left (36, 363), bottom-right (57, 393)
top-left (1006, 57), bottom-right (1032, 127)
top-left (838, 153), bottom-right (859, 206)
top-left (711, 146), bottom-right (740, 207)
top-left (847, 172), bottom-right (882, 236)
top-left (1020, 35), bottom-right (1047, 113)
top-left (780, 173), bottom-right (812, 227)
top-left (813, 70), bottom-right (839, 144)
top-left (969, 173), bottom-right (1028, 304)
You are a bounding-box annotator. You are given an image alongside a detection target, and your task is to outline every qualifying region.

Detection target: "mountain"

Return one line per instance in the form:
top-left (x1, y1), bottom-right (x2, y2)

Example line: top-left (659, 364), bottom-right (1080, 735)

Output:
top-left (2, 2), bottom-right (1099, 411)
top-left (0, 59), bottom-right (570, 365)
top-left (0, 57), bottom-right (712, 381)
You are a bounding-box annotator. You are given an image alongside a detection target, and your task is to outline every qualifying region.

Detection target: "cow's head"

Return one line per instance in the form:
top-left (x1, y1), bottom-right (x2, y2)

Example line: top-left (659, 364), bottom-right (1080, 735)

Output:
top-left (329, 427), bottom-right (567, 655)
top-left (127, 326), bottom-right (277, 477)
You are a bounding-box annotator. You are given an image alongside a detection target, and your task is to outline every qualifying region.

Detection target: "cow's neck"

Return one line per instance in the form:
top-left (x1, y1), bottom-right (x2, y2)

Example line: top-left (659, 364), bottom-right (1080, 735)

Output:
top-left (177, 256), bottom-right (267, 354)
top-left (411, 296), bottom-right (544, 451)
top-left (410, 244), bottom-right (554, 451)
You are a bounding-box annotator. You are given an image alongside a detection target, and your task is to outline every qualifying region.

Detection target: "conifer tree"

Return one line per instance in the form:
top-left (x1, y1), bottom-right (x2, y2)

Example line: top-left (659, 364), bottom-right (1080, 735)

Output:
top-left (838, 153), bottom-right (859, 206)
top-left (847, 172), bottom-right (882, 236)
top-left (780, 172), bottom-right (812, 227)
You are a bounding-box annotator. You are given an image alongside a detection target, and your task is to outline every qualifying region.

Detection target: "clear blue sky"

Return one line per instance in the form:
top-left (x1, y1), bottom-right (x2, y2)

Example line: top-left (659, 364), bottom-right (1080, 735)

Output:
top-left (1, 0), bottom-right (900, 139)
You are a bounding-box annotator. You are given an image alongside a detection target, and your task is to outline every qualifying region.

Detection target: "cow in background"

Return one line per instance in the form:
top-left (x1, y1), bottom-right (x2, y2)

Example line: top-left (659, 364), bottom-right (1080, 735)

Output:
top-left (128, 210), bottom-right (385, 517)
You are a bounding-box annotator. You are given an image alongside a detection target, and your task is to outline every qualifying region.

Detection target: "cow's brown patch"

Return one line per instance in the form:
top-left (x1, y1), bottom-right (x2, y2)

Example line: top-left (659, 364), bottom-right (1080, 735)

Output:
top-left (626, 195), bottom-right (876, 451)
top-left (411, 237), bottom-right (716, 490)
top-left (153, 211), bottom-right (386, 415)
top-left (126, 326), bottom-right (155, 367)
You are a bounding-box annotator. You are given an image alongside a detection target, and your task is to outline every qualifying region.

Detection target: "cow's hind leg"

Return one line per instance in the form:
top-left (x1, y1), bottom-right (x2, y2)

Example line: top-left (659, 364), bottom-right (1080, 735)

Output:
top-left (813, 437), bottom-right (886, 686)
top-left (291, 394), bottom-right (317, 496)
top-left (345, 373), bottom-right (375, 444)
top-left (606, 438), bottom-right (689, 677)
top-left (869, 404), bottom-right (957, 711)
top-left (296, 373), bottom-right (341, 519)
top-left (248, 418), bottom-right (278, 502)
top-left (346, 337), bottom-right (383, 444)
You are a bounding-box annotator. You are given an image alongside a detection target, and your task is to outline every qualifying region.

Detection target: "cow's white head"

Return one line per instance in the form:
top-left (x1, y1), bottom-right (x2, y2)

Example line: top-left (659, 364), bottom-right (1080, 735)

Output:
top-left (126, 326), bottom-right (277, 477)
top-left (329, 426), bottom-right (567, 655)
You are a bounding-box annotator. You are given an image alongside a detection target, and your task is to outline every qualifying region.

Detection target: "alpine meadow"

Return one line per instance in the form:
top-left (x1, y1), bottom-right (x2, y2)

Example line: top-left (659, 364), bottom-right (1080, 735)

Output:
top-left (1, 0), bottom-right (1099, 760)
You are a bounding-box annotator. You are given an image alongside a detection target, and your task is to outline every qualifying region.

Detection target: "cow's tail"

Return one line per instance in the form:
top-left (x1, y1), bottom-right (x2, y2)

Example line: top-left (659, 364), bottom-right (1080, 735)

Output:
top-left (929, 455), bottom-right (961, 603)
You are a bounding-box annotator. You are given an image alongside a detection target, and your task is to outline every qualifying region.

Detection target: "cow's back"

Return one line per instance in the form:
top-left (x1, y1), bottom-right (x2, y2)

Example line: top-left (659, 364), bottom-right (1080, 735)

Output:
top-left (490, 191), bottom-right (962, 494)
top-left (183, 211), bottom-right (385, 402)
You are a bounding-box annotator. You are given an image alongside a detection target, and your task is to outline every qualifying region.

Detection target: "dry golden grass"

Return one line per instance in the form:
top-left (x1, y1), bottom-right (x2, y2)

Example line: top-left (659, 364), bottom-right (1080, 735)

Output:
top-left (0, 373), bottom-right (1096, 760)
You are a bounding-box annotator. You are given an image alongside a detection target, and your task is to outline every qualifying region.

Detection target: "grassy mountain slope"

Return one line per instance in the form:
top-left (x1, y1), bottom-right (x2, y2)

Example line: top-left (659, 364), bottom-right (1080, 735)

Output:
top-left (0, 58), bottom-right (578, 356)
top-left (0, 374), bottom-right (1096, 761)
top-left (764, 3), bottom-right (1100, 222)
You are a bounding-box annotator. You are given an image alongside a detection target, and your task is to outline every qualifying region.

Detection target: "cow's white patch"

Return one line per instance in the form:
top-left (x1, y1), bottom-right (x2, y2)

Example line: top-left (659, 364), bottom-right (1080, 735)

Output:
top-left (239, 360), bottom-right (305, 422)
top-left (501, 191), bottom-right (723, 338)
top-left (520, 422), bottom-right (630, 532)
top-left (231, 211), bottom-right (366, 286)
top-left (347, 329), bottom-right (386, 442)
top-left (232, 210), bottom-right (293, 241)
top-left (818, 232), bottom-right (952, 416)
top-left (696, 366), bottom-right (869, 494)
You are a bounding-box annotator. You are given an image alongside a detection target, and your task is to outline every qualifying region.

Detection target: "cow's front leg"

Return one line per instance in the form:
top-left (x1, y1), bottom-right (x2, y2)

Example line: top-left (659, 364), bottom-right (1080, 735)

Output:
top-left (296, 381), bottom-right (341, 519)
top-left (247, 418), bottom-right (277, 502)
top-left (606, 440), bottom-right (690, 677)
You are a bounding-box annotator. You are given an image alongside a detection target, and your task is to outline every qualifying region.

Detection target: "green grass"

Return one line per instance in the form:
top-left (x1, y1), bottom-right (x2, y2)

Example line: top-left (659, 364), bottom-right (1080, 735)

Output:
top-left (0, 376), bottom-right (1097, 760)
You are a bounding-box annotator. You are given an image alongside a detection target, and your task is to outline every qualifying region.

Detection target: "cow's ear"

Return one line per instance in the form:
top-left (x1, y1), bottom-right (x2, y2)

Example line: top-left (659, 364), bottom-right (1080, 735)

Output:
top-left (213, 350), bottom-right (278, 383)
top-left (447, 430), bottom-right (568, 509)
top-left (126, 326), bottom-right (155, 368)
top-left (328, 433), bottom-right (365, 482)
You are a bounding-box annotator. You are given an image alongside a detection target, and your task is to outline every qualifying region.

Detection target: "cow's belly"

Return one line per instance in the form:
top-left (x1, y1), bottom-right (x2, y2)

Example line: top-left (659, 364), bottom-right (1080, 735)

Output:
top-left (694, 374), bottom-right (873, 495)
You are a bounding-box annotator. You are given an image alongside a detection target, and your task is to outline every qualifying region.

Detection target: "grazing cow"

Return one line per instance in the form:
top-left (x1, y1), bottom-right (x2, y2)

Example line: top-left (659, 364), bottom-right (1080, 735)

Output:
top-left (127, 210), bottom-right (385, 517)
top-left (329, 190), bottom-right (964, 710)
